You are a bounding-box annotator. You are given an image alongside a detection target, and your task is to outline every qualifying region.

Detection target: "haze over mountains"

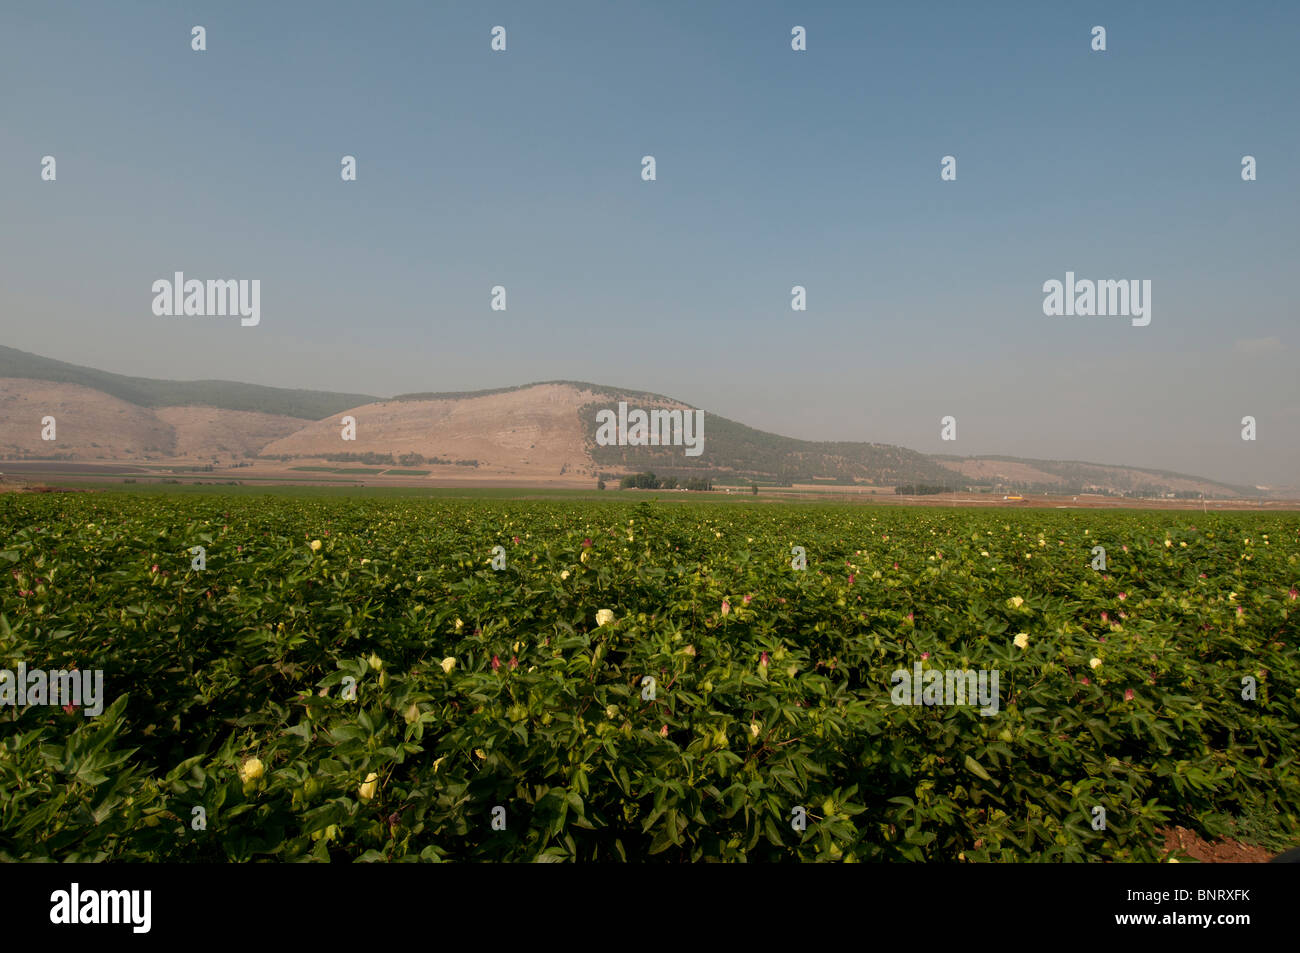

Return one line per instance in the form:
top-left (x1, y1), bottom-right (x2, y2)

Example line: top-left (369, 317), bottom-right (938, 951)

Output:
top-left (0, 345), bottom-right (1274, 498)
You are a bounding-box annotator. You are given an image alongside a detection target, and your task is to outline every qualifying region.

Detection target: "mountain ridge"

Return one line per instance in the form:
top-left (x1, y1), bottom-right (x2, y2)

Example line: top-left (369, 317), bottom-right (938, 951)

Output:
top-left (0, 345), bottom-right (1265, 498)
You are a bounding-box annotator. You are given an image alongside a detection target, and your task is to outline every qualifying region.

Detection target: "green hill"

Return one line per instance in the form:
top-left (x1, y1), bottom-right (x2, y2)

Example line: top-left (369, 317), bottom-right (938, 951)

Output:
top-left (0, 346), bottom-right (1257, 496)
top-left (0, 345), bottom-right (378, 419)
top-left (579, 398), bottom-right (956, 486)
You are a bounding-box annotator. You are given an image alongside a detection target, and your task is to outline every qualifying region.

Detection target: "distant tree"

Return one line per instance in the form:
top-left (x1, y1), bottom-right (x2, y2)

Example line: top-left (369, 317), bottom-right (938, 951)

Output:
top-left (597, 478), bottom-right (606, 490)
top-left (620, 472), bottom-right (661, 490)
top-left (751, 483), bottom-right (758, 495)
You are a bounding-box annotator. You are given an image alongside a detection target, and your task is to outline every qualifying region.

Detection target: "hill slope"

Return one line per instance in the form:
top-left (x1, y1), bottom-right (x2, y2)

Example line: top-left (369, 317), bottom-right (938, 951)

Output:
top-left (0, 346), bottom-right (1263, 496)
top-left (0, 345), bottom-right (377, 419)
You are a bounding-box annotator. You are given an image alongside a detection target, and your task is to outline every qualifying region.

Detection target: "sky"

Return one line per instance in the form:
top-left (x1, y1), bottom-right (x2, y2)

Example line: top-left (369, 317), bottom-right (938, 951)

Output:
top-left (2, 1), bottom-right (1297, 486)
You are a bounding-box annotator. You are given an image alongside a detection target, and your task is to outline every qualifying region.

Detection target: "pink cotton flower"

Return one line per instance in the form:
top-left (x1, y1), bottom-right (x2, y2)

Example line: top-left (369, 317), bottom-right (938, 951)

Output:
top-left (848, 573), bottom-right (855, 585)
top-left (1118, 592), bottom-right (1127, 601)
top-left (509, 656), bottom-right (518, 670)
top-left (1124, 689), bottom-right (1135, 701)
top-left (1289, 588), bottom-right (1298, 600)
top-left (1080, 676), bottom-right (1090, 685)
top-left (1101, 611), bottom-right (1109, 623)
top-left (760, 652), bottom-right (769, 666)
top-left (906, 612), bottom-right (914, 623)
top-left (721, 600), bottom-right (731, 616)
top-left (660, 724), bottom-right (669, 737)
top-left (921, 652), bottom-right (930, 661)
top-left (491, 655), bottom-right (501, 671)
top-left (743, 594), bottom-right (752, 605)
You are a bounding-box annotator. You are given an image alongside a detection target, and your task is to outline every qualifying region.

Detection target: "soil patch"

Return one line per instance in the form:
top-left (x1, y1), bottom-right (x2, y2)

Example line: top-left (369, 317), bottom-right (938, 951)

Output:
top-left (1158, 826), bottom-right (1273, 863)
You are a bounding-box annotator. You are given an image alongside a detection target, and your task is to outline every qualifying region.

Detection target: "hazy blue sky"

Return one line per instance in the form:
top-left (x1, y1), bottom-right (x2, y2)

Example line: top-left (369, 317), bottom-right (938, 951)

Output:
top-left (2, 1), bottom-right (1297, 485)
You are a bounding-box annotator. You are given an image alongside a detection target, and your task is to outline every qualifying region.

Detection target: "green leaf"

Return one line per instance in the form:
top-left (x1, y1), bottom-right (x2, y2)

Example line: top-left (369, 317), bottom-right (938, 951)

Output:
top-left (964, 755), bottom-right (992, 782)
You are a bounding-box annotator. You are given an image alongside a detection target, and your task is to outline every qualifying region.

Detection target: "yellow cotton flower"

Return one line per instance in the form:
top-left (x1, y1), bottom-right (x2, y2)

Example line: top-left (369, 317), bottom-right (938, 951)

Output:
top-left (1089, 658), bottom-right (1102, 669)
top-left (1014, 633), bottom-right (1029, 650)
top-left (749, 722), bottom-right (760, 738)
top-left (1008, 596), bottom-right (1024, 608)
top-left (596, 609), bottom-right (614, 626)
top-left (440, 657), bottom-right (456, 674)
top-left (310, 539), bottom-right (322, 552)
top-left (239, 757), bottom-right (265, 783)
top-left (358, 772), bottom-right (379, 802)
top-left (560, 570), bottom-right (570, 580)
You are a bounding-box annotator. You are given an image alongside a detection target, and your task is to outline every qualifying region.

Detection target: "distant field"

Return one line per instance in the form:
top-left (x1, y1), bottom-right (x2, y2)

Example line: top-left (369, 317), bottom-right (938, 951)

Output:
top-left (1, 491), bottom-right (1295, 861)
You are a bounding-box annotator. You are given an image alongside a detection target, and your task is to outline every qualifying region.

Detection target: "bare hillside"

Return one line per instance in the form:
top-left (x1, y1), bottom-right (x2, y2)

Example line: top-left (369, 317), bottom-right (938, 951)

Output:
top-left (259, 383), bottom-right (645, 478)
top-left (0, 348), bottom-right (1272, 498)
top-left (153, 406), bottom-right (306, 460)
top-left (0, 378), bottom-right (307, 463)
top-left (0, 378), bottom-right (174, 458)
